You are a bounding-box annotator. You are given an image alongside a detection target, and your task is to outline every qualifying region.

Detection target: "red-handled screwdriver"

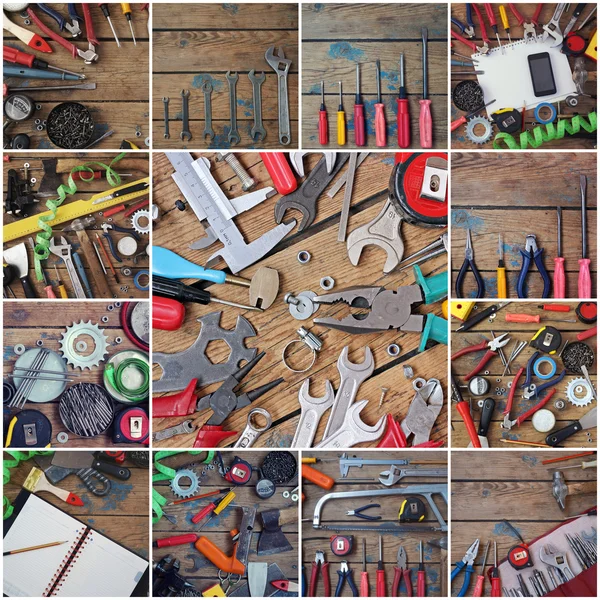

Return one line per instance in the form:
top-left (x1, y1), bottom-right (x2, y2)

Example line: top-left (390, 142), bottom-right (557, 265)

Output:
top-left (578, 174), bottom-right (591, 298)
top-left (153, 533), bottom-right (198, 548)
top-left (374, 59), bottom-right (386, 147)
top-left (397, 52), bottom-right (410, 148)
top-left (451, 99), bottom-right (496, 132)
top-left (191, 489), bottom-right (234, 524)
top-left (490, 541), bottom-right (501, 597)
top-left (419, 28), bottom-right (432, 148)
top-left (360, 538), bottom-right (369, 596)
top-left (376, 536), bottom-right (386, 596)
top-left (417, 540), bottom-right (426, 597)
top-left (319, 80), bottom-right (328, 145)
top-left (554, 206), bottom-right (566, 298)
top-left (354, 63), bottom-right (366, 146)
top-left (484, 4), bottom-right (502, 47)
top-left (3, 46), bottom-right (84, 80)
top-left (472, 540), bottom-right (490, 596)
top-left (538, 304), bottom-right (571, 312)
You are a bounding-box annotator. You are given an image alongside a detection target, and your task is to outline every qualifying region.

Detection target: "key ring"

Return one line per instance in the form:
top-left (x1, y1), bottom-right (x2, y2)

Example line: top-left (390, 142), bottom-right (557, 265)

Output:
top-left (218, 570), bottom-right (241, 594)
top-left (282, 339), bottom-right (317, 373)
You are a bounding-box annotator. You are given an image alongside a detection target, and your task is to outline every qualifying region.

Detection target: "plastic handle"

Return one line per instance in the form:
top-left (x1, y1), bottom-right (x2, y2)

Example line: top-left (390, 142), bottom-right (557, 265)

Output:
top-left (152, 296), bottom-right (185, 331)
top-left (484, 3), bottom-right (497, 26)
top-left (195, 536), bottom-right (244, 575)
top-left (214, 491), bottom-right (236, 514)
top-left (505, 313), bottom-right (539, 323)
top-left (451, 28), bottom-right (478, 52)
top-left (451, 116), bottom-right (466, 132)
top-left (578, 258), bottom-right (591, 298)
top-left (396, 98), bottom-right (410, 147)
top-left (553, 257), bottom-right (566, 298)
top-left (375, 103), bottom-right (386, 147)
top-left (577, 326), bottom-right (597, 341)
top-left (156, 533), bottom-right (198, 548)
top-left (456, 402), bottom-right (482, 448)
top-left (376, 569), bottom-right (385, 596)
top-left (152, 379), bottom-right (198, 418)
top-left (491, 576), bottom-right (501, 597)
top-left (464, 350), bottom-right (495, 381)
top-left (360, 572), bottom-right (369, 596)
top-left (259, 152), bottom-right (297, 195)
top-left (540, 304), bottom-right (570, 312)
top-left (508, 3), bottom-right (525, 25)
top-left (417, 570), bottom-right (425, 597)
top-left (497, 267), bottom-right (507, 298)
top-left (354, 104), bottom-right (366, 146)
top-left (152, 246), bottom-right (226, 283)
top-left (499, 5), bottom-right (509, 30)
top-left (3, 45), bottom-right (34, 67)
top-left (301, 464), bottom-right (335, 489)
top-left (45, 285), bottom-right (56, 298)
top-left (419, 100), bottom-right (432, 148)
top-left (337, 110), bottom-right (346, 145)
top-left (472, 574), bottom-right (484, 597)
top-left (319, 110), bottom-right (328, 145)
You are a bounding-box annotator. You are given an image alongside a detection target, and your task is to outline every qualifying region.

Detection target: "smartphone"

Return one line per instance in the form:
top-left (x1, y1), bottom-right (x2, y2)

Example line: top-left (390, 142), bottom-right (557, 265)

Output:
top-left (528, 52), bottom-right (557, 97)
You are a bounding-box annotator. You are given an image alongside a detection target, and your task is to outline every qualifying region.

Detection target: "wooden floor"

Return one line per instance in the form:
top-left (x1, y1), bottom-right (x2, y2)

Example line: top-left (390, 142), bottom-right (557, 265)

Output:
top-left (152, 4), bottom-right (299, 150)
top-left (152, 151), bottom-right (448, 449)
top-left (152, 450), bottom-right (298, 596)
top-left (451, 153), bottom-right (597, 299)
top-left (3, 450), bottom-right (149, 560)
top-left (3, 152), bottom-right (150, 300)
top-left (450, 3), bottom-right (597, 150)
top-left (302, 451), bottom-right (448, 597)
top-left (3, 301), bottom-right (149, 448)
top-left (3, 4), bottom-right (149, 150)
top-left (301, 3), bottom-right (448, 149)
top-left (450, 450), bottom-right (597, 596)
top-left (451, 301), bottom-right (597, 448)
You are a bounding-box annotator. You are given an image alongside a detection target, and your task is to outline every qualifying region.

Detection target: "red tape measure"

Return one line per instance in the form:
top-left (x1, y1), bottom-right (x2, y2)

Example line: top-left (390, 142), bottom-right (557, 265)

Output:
top-left (507, 542), bottom-right (533, 570)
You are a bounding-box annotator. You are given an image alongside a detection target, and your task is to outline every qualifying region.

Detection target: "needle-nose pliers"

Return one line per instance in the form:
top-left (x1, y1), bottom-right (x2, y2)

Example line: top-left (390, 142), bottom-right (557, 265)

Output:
top-left (517, 234), bottom-right (551, 298)
top-left (346, 503), bottom-right (381, 520)
top-left (455, 229), bottom-right (485, 299)
top-left (451, 539), bottom-right (480, 597)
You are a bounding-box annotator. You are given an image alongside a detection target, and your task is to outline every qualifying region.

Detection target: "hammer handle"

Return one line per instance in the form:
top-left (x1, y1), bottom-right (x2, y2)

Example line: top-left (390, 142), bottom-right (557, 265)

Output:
top-left (75, 230), bottom-right (112, 297)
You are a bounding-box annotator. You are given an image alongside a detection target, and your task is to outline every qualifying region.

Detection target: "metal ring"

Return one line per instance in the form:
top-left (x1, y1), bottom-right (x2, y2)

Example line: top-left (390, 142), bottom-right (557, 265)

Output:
top-left (533, 102), bottom-right (557, 125)
top-left (297, 250), bottom-right (311, 264)
top-left (282, 491), bottom-right (290, 498)
top-left (36, 340), bottom-right (44, 347)
top-left (282, 339), bottom-right (317, 373)
top-left (533, 356), bottom-right (557, 380)
top-left (115, 337), bottom-right (123, 344)
top-left (14, 344), bottom-right (25, 355)
top-left (320, 276), bottom-right (335, 290)
top-left (101, 316), bottom-right (109, 323)
top-left (387, 343), bottom-right (400, 357)
top-left (57, 432), bottom-right (69, 444)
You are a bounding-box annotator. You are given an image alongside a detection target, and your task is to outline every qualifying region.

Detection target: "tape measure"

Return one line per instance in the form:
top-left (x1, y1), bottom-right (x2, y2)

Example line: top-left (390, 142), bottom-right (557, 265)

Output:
top-left (224, 456), bottom-right (253, 485)
top-left (507, 542), bottom-right (533, 570)
top-left (3, 177), bottom-right (150, 242)
top-left (530, 326), bottom-right (562, 354)
top-left (492, 108), bottom-right (522, 133)
top-left (399, 497), bottom-right (426, 522)
top-left (5, 410), bottom-right (52, 447)
top-left (577, 302), bottom-right (597, 324)
top-left (112, 406), bottom-right (149, 444)
top-left (330, 535), bottom-right (354, 556)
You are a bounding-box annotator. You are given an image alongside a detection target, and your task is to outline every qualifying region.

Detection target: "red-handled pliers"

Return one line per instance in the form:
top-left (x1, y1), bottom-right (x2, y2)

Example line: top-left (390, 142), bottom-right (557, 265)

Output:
top-left (393, 546), bottom-right (413, 597)
top-left (502, 388), bottom-right (556, 430)
top-left (508, 3), bottom-right (543, 40)
top-left (451, 333), bottom-right (510, 381)
top-left (450, 29), bottom-right (489, 55)
top-left (468, 3), bottom-right (491, 52)
top-left (310, 551), bottom-right (331, 597)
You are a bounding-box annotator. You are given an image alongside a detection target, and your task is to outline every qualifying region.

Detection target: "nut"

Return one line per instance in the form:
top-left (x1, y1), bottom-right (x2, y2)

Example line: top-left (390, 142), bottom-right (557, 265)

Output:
top-left (57, 432), bottom-right (69, 444)
top-left (36, 340), bottom-right (44, 347)
top-left (107, 305), bottom-right (114, 311)
top-left (101, 316), bottom-right (109, 323)
top-left (554, 400), bottom-right (566, 411)
top-left (387, 343), bottom-right (400, 357)
top-left (297, 250), bottom-right (311, 264)
top-left (115, 337), bottom-right (123, 344)
top-left (14, 344), bottom-right (25, 355)
top-left (320, 276), bottom-right (335, 291)
top-left (477, 399), bottom-right (485, 408)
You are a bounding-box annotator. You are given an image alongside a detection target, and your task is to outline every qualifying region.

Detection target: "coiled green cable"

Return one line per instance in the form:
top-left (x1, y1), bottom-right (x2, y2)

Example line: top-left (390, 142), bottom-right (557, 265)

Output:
top-left (105, 358), bottom-right (149, 403)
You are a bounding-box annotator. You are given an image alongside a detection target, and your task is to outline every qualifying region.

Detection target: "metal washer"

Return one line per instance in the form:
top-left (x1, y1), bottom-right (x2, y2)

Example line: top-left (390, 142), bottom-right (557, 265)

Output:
top-left (289, 291), bottom-right (318, 321)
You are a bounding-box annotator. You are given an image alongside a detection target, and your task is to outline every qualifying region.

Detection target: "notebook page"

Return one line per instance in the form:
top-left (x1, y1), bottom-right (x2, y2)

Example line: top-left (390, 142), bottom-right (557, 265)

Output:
top-left (3, 495), bottom-right (83, 597)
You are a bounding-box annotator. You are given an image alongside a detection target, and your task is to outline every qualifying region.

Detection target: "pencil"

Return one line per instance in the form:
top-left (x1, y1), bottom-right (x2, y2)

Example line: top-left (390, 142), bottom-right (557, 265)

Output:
top-left (4, 540), bottom-right (68, 556)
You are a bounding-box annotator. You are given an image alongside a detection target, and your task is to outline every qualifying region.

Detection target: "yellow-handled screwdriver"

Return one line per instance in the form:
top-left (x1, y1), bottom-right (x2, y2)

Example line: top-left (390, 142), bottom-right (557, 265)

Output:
top-left (198, 491), bottom-right (236, 530)
top-left (497, 233), bottom-right (507, 298)
top-left (337, 81), bottom-right (346, 146)
top-left (120, 3), bottom-right (136, 45)
top-left (499, 5), bottom-right (511, 43)
top-left (53, 265), bottom-right (68, 298)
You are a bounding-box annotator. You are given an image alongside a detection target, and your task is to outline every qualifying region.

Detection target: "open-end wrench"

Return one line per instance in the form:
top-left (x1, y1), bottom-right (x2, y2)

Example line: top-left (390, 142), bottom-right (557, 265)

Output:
top-left (226, 71), bottom-right (241, 146)
top-left (316, 400), bottom-right (386, 448)
top-left (291, 379), bottom-right (335, 448)
top-left (49, 236), bottom-right (86, 298)
top-left (162, 97), bottom-right (170, 139)
top-left (265, 46), bottom-right (292, 145)
top-left (322, 346), bottom-right (374, 439)
top-left (248, 70), bottom-right (267, 143)
top-left (201, 79), bottom-right (215, 141)
top-left (180, 89), bottom-right (192, 142)
top-left (542, 3), bottom-right (567, 46)
top-left (152, 420), bottom-right (196, 442)
top-left (233, 408), bottom-right (272, 448)
top-left (289, 152), bottom-right (336, 178)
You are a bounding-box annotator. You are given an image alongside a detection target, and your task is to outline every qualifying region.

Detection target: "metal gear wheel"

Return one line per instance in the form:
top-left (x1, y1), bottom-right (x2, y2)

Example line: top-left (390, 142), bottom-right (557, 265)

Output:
top-left (465, 115), bottom-right (493, 145)
top-left (59, 320), bottom-right (109, 370)
top-left (131, 209), bottom-right (150, 235)
top-left (565, 377), bottom-right (594, 407)
top-left (170, 469), bottom-right (200, 499)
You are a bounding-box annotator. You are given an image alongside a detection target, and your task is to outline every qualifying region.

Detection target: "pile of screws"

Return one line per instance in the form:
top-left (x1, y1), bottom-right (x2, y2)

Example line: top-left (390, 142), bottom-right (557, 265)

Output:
top-left (46, 102), bottom-right (94, 149)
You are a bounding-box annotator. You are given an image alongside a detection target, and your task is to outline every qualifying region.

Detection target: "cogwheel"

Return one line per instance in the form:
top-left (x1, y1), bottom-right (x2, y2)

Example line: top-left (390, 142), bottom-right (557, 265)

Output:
top-left (170, 469), bottom-right (200, 499)
top-left (565, 377), bottom-right (594, 407)
top-left (465, 115), bottom-right (493, 145)
top-left (131, 209), bottom-right (150, 235)
top-left (59, 320), bottom-right (109, 370)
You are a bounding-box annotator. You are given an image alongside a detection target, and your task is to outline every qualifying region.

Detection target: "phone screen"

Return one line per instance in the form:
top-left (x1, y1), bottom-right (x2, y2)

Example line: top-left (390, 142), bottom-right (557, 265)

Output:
top-left (528, 53), bottom-right (557, 97)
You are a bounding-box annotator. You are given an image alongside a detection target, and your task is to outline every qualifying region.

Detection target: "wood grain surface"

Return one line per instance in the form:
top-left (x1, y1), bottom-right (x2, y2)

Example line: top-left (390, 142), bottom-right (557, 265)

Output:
top-left (451, 152), bottom-right (597, 299)
top-left (3, 450), bottom-right (150, 560)
top-left (152, 3), bottom-right (299, 150)
top-left (3, 152), bottom-right (150, 300)
top-left (152, 450), bottom-right (298, 596)
top-left (302, 451), bottom-right (448, 597)
top-left (3, 4), bottom-right (150, 150)
top-left (151, 151), bottom-right (448, 449)
top-left (450, 450), bottom-right (597, 596)
top-left (451, 301), bottom-right (597, 448)
top-left (3, 301), bottom-right (149, 448)
top-left (450, 3), bottom-right (597, 150)
top-left (301, 3), bottom-right (448, 149)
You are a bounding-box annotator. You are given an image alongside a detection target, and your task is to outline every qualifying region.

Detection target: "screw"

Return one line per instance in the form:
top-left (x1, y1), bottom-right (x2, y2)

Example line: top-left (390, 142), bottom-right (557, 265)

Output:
top-left (378, 387), bottom-right (389, 408)
top-left (284, 292), bottom-right (300, 306)
top-left (216, 152), bottom-right (256, 191)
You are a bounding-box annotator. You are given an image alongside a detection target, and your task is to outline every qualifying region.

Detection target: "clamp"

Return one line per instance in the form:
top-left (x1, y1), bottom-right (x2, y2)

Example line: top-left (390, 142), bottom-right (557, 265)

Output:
top-left (517, 234), bottom-right (551, 298)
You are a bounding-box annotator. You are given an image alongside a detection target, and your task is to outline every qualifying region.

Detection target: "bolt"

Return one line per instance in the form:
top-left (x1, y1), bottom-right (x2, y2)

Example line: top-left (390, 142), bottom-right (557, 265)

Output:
top-left (378, 387), bottom-right (389, 408)
top-left (284, 292), bottom-right (300, 306)
top-left (216, 152), bottom-right (256, 191)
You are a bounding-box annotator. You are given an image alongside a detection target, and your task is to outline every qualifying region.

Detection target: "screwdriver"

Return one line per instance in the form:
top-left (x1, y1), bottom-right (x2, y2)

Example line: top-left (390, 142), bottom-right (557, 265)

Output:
top-left (166, 488), bottom-right (231, 506)
top-left (360, 538), bottom-right (369, 596)
top-left (120, 3), bottom-right (136, 45)
top-left (538, 304), bottom-right (571, 312)
top-left (558, 459), bottom-right (597, 470)
top-left (98, 4), bottom-right (121, 47)
top-left (419, 28), bottom-right (432, 148)
top-left (554, 207), bottom-right (566, 298)
top-left (397, 52), bottom-right (410, 148)
top-left (376, 535), bottom-right (386, 596)
top-left (3, 46), bottom-right (84, 80)
top-left (473, 540), bottom-right (490, 596)
top-left (499, 5), bottom-right (512, 43)
top-left (28, 237), bottom-right (56, 298)
top-left (198, 490), bottom-right (236, 530)
top-left (417, 540), bottom-right (426, 597)
top-left (319, 80), bottom-right (328, 145)
top-left (497, 233), bottom-right (507, 298)
top-left (354, 63), bottom-right (366, 146)
top-left (505, 313), bottom-right (577, 324)
top-left (450, 99), bottom-right (496, 132)
top-left (578, 174), bottom-right (591, 298)
top-left (337, 81), bottom-right (346, 146)
top-left (490, 541), bottom-right (501, 597)
top-left (374, 59), bottom-right (386, 147)
top-left (484, 3), bottom-right (502, 47)
top-left (191, 489), bottom-right (234, 524)
top-left (53, 265), bottom-right (68, 298)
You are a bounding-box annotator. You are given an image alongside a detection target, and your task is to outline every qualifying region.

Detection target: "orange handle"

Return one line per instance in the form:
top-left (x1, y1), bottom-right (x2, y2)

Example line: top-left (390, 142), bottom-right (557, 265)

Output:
top-left (375, 103), bottom-right (386, 147)
top-left (319, 110), bottom-right (328, 145)
top-left (505, 313), bottom-right (540, 323)
top-left (472, 574), bottom-right (484, 596)
top-left (194, 536), bottom-right (244, 575)
top-left (419, 99), bottom-right (432, 148)
top-left (44, 285), bottom-right (56, 298)
top-left (577, 326), bottom-right (597, 341)
top-left (456, 401), bottom-right (481, 448)
top-left (578, 258), bottom-right (592, 298)
top-left (451, 116), bottom-right (466, 132)
top-left (553, 257), bottom-right (566, 298)
top-left (301, 464), bottom-right (334, 490)
top-left (417, 569), bottom-right (426, 597)
top-left (397, 98), bottom-right (410, 148)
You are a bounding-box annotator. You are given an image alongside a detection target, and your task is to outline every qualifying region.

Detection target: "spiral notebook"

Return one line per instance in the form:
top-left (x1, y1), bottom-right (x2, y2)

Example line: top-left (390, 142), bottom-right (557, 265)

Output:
top-left (3, 492), bottom-right (148, 597)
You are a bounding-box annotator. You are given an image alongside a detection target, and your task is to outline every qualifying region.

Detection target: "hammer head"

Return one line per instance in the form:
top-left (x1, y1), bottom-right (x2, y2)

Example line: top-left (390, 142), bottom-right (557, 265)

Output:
top-left (552, 471), bottom-right (567, 511)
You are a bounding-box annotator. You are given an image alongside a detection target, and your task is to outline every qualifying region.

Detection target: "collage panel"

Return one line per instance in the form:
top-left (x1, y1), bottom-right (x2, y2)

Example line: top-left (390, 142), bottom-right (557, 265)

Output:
top-left (450, 450), bottom-right (597, 597)
top-left (152, 449), bottom-right (299, 597)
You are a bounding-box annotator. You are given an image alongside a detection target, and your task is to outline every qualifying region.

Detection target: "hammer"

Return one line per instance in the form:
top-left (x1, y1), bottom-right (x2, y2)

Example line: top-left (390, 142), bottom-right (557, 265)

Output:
top-left (551, 471), bottom-right (597, 511)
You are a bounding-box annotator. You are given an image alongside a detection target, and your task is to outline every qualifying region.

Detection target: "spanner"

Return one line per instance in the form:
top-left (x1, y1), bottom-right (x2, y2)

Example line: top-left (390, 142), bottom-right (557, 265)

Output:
top-left (291, 379), bottom-right (335, 448)
top-left (265, 45), bottom-right (292, 145)
top-left (248, 69), bottom-right (267, 143)
top-left (152, 419), bottom-right (196, 442)
top-left (49, 236), bottom-right (86, 298)
top-left (226, 71), bottom-right (241, 146)
top-left (180, 89), bottom-right (192, 142)
top-left (322, 346), bottom-right (375, 439)
top-left (201, 79), bottom-right (215, 141)
top-left (162, 97), bottom-right (170, 139)
top-left (289, 152), bottom-right (336, 177)
top-left (316, 400), bottom-right (386, 448)
top-left (233, 408), bottom-right (272, 447)
top-left (542, 3), bottom-right (567, 46)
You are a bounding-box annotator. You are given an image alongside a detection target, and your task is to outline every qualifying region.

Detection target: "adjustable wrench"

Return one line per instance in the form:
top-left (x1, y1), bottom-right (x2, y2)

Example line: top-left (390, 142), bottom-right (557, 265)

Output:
top-left (542, 3), bottom-right (567, 46)
top-left (162, 97), bottom-right (170, 139)
top-left (291, 379), bottom-right (335, 448)
top-left (201, 79), bottom-right (215, 141)
top-left (180, 90), bottom-right (192, 142)
top-left (152, 420), bottom-right (196, 442)
top-left (233, 408), bottom-right (272, 448)
top-left (323, 346), bottom-right (374, 439)
top-left (226, 71), bottom-right (241, 146)
top-left (289, 152), bottom-right (336, 178)
top-left (49, 236), bottom-right (86, 298)
top-left (248, 70), bottom-right (267, 143)
top-left (265, 46), bottom-right (292, 145)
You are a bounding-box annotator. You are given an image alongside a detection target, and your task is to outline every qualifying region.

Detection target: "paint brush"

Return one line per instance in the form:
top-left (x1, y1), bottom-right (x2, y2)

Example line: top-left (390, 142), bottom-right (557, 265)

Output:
top-left (22, 468), bottom-right (84, 506)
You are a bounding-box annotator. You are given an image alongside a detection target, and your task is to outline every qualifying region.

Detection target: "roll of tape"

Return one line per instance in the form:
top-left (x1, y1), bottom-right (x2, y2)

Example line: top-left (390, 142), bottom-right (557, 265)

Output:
top-left (533, 102), bottom-right (557, 125)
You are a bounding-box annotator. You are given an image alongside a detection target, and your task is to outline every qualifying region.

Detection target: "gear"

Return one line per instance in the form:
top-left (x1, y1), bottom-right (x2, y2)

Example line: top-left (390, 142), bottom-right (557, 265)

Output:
top-left (131, 209), bottom-right (150, 235)
top-left (465, 116), bottom-right (493, 145)
top-left (170, 469), bottom-right (200, 499)
top-left (565, 377), bottom-right (594, 407)
top-left (59, 320), bottom-right (109, 370)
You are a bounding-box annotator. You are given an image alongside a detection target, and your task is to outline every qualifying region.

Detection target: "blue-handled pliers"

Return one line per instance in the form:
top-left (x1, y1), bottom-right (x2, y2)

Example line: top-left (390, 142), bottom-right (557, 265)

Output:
top-left (451, 538), bottom-right (479, 597)
top-left (67, 4), bottom-right (83, 37)
top-left (37, 3), bottom-right (81, 37)
top-left (455, 229), bottom-right (485, 299)
top-left (466, 4), bottom-right (477, 37)
top-left (346, 503), bottom-right (381, 520)
top-left (517, 234), bottom-right (551, 298)
top-left (452, 16), bottom-right (475, 38)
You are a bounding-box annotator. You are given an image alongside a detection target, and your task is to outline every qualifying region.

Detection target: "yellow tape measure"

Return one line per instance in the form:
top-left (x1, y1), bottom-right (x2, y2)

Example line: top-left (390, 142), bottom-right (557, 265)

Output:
top-left (3, 177), bottom-right (150, 243)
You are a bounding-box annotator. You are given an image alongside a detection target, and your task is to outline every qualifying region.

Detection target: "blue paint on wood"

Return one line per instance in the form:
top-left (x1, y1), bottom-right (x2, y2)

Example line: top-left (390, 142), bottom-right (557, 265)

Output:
top-left (328, 42), bottom-right (365, 62)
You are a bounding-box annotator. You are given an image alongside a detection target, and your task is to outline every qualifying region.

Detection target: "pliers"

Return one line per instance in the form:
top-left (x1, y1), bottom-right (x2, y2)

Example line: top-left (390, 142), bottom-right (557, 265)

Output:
top-left (509, 3), bottom-right (544, 40)
top-left (451, 333), bottom-right (510, 381)
top-left (335, 561), bottom-right (358, 597)
top-left (521, 351), bottom-right (566, 400)
top-left (392, 546), bottom-right (413, 597)
top-left (455, 229), bottom-right (485, 299)
top-left (37, 3), bottom-right (81, 37)
top-left (346, 503), bottom-right (381, 520)
top-left (310, 551), bottom-right (331, 597)
top-left (517, 234), bottom-right (551, 298)
top-left (468, 3), bottom-right (491, 52)
top-left (452, 16), bottom-right (475, 37)
top-left (313, 285), bottom-right (424, 335)
top-left (67, 4), bottom-right (83, 37)
top-left (451, 539), bottom-right (480, 597)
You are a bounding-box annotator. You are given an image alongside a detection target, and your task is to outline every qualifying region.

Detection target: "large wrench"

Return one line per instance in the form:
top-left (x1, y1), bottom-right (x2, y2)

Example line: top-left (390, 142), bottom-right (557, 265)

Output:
top-left (542, 3), bottom-right (567, 46)
top-left (49, 236), bottom-right (86, 298)
top-left (265, 46), bottom-right (291, 145)
top-left (226, 71), bottom-right (241, 146)
top-left (248, 70), bottom-right (267, 142)
top-left (162, 97), bottom-right (170, 139)
top-left (180, 89), bottom-right (192, 141)
top-left (201, 79), bottom-right (215, 141)
top-left (322, 346), bottom-right (375, 439)
top-left (152, 420), bottom-right (196, 442)
top-left (233, 408), bottom-right (272, 448)
top-left (291, 379), bottom-right (335, 448)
